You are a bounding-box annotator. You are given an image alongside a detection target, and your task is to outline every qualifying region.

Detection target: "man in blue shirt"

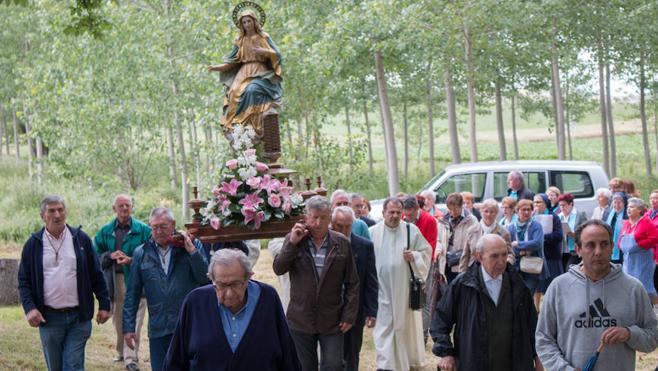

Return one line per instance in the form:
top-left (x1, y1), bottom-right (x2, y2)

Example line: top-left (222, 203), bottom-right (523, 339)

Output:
top-left (165, 249), bottom-right (301, 370)
top-left (122, 207), bottom-right (208, 371)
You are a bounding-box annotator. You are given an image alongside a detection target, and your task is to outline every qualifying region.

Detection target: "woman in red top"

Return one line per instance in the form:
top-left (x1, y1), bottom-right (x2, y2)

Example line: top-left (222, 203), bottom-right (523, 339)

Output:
top-left (619, 197), bottom-right (658, 305)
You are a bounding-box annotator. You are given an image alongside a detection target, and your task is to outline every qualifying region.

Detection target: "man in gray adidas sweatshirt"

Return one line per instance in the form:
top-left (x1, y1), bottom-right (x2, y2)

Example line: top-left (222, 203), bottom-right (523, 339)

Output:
top-left (536, 219), bottom-right (658, 371)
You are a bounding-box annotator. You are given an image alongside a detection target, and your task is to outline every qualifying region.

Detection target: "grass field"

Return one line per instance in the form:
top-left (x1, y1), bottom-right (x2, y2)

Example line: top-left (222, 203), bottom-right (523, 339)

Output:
top-left (2, 250), bottom-right (658, 370)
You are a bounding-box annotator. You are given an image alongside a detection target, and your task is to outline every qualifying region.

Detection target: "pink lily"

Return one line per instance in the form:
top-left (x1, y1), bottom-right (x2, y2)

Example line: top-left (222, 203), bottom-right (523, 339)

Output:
top-left (242, 208), bottom-right (266, 229)
top-left (220, 178), bottom-right (242, 196)
top-left (239, 192), bottom-right (264, 210)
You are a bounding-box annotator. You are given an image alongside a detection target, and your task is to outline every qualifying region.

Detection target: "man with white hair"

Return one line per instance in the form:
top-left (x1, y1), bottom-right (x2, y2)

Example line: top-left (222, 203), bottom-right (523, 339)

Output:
top-left (431, 234), bottom-right (539, 371)
top-left (165, 249), bottom-right (301, 370)
top-left (331, 206), bottom-right (378, 371)
top-left (123, 207), bottom-right (208, 371)
top-left (94, 194), bottom-right (150, 370)
top-left (507, 171), bottom-right (535, 201)
top-left (331, 189), bottom-right (371, 240)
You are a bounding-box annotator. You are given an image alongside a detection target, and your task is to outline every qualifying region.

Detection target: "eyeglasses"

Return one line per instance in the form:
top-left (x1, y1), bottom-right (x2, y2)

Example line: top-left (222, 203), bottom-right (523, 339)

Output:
top-left (334, 201), bottom-right (349, 206)
top-left (151, 224), bottom-right (172, 231)
top-left (213, 280), bottom-right (247, 292)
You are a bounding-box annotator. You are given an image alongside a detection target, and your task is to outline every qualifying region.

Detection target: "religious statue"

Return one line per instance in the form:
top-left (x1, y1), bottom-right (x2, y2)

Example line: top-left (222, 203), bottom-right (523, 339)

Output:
top-left (208, 2), bottom-right (282, 144)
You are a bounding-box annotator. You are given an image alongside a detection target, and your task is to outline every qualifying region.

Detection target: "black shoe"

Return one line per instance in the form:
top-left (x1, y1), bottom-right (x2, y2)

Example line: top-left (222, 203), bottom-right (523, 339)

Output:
top-left (126, 363), bottom-right (140, 371)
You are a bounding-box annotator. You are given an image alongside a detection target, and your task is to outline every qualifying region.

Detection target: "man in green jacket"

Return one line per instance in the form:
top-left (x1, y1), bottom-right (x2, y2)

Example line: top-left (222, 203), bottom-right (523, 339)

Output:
top-left (94, 194), bottom-right (151, 371)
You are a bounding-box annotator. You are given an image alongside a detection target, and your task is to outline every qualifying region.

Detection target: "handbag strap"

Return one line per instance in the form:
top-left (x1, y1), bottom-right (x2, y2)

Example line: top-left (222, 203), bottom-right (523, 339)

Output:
top-left (406, 222), bottom-right (416, 280)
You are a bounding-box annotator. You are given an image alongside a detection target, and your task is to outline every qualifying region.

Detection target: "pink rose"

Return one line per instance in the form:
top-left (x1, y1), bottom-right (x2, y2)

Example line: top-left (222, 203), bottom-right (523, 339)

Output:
top-left (246, 176), bottom-right (261, 189)
top-left (255, 162), bottom-right (269, 172)
top-left (210, 216), bottom-right (221, 230)
top-left (268, 194), bottom-right (281, 208)
top-left (226, 159), bottom-right (238, 170)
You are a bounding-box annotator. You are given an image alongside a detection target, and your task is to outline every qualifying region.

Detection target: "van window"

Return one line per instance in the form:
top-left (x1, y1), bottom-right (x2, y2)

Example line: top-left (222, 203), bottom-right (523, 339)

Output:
top-left (493, 171), bottom-right (547, 200)
top-left (550, 171), bottom-right (594, 198)
top-left (434, 173), bottom-right (486, 203)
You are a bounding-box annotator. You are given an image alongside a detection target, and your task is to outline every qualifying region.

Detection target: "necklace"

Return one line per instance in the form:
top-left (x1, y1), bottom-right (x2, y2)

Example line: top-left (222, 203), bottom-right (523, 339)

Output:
top-left (45, 228), bottom-right (67, 266)
top-left (157, 246), bottom-right (171, 266)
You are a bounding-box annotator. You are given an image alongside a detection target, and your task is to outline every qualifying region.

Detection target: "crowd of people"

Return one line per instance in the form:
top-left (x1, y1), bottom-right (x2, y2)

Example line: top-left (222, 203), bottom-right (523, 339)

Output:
top-left (15, 171), bottom-right (658, 371)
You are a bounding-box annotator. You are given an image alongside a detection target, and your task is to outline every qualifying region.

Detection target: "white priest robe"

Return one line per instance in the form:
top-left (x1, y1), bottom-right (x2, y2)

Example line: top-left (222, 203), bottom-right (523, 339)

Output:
top-left (371, 221), bottom-right (431, 371)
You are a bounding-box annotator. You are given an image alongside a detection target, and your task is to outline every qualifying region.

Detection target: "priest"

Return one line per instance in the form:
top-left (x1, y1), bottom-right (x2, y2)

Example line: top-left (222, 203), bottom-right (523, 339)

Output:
top-left (370, 197), bottom-right (431, 371)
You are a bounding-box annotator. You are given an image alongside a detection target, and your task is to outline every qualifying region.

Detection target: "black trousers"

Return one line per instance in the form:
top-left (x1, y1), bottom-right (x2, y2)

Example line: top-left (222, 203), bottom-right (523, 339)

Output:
top-left (343, 322), bottom-right (364, 371)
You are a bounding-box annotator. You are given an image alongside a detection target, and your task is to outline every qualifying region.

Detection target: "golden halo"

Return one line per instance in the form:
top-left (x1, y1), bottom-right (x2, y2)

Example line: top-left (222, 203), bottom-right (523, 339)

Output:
top-left (232, 2), bottom-right (266, 28)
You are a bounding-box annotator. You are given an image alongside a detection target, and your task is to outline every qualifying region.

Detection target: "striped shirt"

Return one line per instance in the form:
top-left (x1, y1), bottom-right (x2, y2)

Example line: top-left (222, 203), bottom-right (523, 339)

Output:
top-left (307, 236), bottom-right (329, 280)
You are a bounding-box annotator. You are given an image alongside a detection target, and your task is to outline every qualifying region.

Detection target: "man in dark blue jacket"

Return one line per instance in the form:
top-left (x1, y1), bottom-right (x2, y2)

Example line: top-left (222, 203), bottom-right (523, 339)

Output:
top-left (18, 195), bottom-right (111, 371)
top-left (331, 206), bottom-right (378, 371)
top-left (165, 248), bottom-right (301, 371)
top-left (123, 207), bottom-right (208, 371)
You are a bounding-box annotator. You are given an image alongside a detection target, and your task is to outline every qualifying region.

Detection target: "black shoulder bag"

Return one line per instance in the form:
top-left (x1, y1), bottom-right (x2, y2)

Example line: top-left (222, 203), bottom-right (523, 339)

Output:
top-left (407, 223), bottom-right (425, 310)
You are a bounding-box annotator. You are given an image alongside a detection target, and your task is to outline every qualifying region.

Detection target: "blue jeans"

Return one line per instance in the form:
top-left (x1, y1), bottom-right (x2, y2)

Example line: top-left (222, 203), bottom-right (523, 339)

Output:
top-left (38, 307), bottom-right (92, 371)
top-left (149, 334), bottom-right (173, 371)
top-left (290, 329), bottom-right (343, 371)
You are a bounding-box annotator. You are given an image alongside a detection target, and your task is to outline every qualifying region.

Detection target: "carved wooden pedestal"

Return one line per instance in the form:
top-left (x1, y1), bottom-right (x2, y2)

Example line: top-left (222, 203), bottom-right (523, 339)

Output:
top-left (185, 218), bottom-right (299, 243)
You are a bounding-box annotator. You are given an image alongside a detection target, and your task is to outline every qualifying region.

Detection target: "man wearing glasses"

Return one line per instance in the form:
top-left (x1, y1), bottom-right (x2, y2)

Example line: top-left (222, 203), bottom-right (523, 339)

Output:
top-left (165, 249), bottom-right (301, 370)
top-left (122, 207), bottom-right (208, 371)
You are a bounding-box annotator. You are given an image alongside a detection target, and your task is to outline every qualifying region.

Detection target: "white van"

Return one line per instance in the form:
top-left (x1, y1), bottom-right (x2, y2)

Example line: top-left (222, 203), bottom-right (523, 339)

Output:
top-left (369, 160), bottom-right (609, 220)
top-left (422, 160), bottom-right (608, 217)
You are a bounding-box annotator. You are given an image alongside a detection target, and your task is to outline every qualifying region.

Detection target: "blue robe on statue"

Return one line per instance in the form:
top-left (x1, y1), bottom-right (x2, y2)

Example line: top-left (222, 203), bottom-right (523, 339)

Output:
top-left (164, 281), bottom-right (301, 371)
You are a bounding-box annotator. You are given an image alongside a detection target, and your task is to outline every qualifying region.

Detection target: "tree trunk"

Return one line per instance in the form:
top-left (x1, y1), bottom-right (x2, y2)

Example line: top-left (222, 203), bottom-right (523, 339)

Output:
top-left (495, 77), bottom-right (506, 160)
top-left (12, 109), bottom-right (20, 158)
top-left (426, 60), bottom-right (435, 176)
top-left (363, 100), bottom-right (374, 176)
top-left (203, 122), bottom-right (212, 176)
top-left (25, 115), bottom-right (33, 179)
top-left (550, 17), bottom-right (566, 160)
top-left (653, 104), bottom-right (658, 174)
top-left (463, 25), bottom-right (478, 162)
top-left (445, 66), bottom-right (460, 164)
top-left (167, 125), bottom-right (178, 189)
top-left (605, 63), bottom-right (617, 177)
top-left (4, 108), bottom-right (10, 155)
top-left (511, 94), bottom-right (519, 160)
top-left (35, 136), bottom-right (43, 185)
top-left (170, 74), bottom-right (189, 220)
top-left (564, 72), bottom-right (573, 160)
top-left (597, 45), bottom-right (610, 175)
top-left (345, 106), bottom-right (353, 172)
top-left (638, 51), bottom-right (651, 175)
top-left (403, 101), bottom-right (409, 179)
top-left (0, 106), bottom-right (4, 158)
top-left (175, 110), bottom-right (189, 220)
top-left (374, 51), bottom-right (399, 196)
top-left (304, 113), bottom-right (311, 160)
top-left (189, 115), bottom-right (201, 188)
